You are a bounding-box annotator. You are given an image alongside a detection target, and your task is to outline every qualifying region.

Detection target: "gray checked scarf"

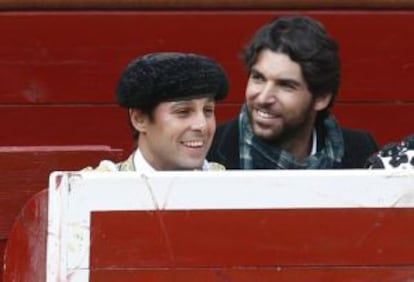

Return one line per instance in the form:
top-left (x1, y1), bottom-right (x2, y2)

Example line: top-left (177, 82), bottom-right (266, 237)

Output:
top-left (239, 104), bottom-right (345, 169)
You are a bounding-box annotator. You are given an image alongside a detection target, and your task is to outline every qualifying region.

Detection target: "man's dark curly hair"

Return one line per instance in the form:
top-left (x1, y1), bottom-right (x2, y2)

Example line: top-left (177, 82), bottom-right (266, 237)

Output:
top-left (243, 16), bottom-right (340, 114)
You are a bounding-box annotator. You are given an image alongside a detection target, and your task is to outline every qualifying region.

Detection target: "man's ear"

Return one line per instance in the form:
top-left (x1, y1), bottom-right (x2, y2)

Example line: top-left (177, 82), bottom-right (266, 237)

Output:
top-left (314, 93), bottom-right (333, 111)
top-left (129, 109), bottom-right (147, 133)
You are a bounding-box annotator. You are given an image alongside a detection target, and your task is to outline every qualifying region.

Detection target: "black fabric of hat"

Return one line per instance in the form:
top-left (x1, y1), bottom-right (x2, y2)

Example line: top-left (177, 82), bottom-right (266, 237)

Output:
top-left (116, 52), bottom-right (229, 108)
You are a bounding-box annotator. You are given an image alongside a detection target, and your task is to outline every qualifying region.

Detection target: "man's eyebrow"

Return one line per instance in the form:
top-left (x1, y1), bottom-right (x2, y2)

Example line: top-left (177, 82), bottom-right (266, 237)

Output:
top-left (277, 77), bottom-right (302, 87)
top-left (251, 67), bottom-right (302, 87)
top-left (171, 100), bottom-right (191, 107)
top-left (250, 67), bottom-right (262, 75)
top-left (171, 98), bottom-right (214, 107)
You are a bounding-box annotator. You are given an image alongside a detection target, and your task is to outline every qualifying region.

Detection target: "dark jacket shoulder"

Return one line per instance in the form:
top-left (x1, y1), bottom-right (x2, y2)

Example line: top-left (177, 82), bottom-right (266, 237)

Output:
top-left (208, 119), bottom-right (240, 169)
top-left (207, 119), bottom-right (379, 169)
top-left (341, 128), bottom-right (379, 168)
top-left (340, 128), bottom-right (379, 168)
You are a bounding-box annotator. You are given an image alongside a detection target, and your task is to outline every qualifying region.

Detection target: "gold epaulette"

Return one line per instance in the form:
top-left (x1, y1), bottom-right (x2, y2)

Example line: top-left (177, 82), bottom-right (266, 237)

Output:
top-left (209, 162), bottom-right (226, 170)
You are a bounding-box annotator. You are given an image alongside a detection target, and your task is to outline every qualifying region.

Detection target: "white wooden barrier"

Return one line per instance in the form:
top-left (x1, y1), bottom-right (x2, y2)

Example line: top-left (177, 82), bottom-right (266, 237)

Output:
top-left (47, 169), bottom-right (414, 282)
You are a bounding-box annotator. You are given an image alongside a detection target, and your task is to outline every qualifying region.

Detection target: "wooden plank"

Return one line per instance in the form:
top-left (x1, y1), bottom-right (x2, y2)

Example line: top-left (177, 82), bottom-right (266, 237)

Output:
top-left (90, 209), bottom-right (414, 268)
top-left (0, 105), bottom-right (132, 151)
top-left (0, 12), bottom-right (413, 103)
top-left (89, 268), bottom-right (414, 282)
top-left (0, 0), bottom-right (414, 9)
top-left (43, 170), bottom-right (414, 281)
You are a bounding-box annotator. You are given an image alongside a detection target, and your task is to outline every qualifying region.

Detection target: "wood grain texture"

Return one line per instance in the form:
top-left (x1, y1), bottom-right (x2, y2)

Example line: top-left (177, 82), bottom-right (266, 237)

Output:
top-left (87, 208), bottom-right (414, 281)
top-left (6, 187), bottom-right (414, 281)
top-left (0, 0), bottom-right (414, 9)
top-left (0, 12), bottom-right (413, 104)
top-left (0, 11), bottom-right (412, 148)
top-left (89, 268), bottom-right (414, 282)
top-left (90, 209), bottom-right (414, 268)
top-left (1, 9), bottom-right (414, 281)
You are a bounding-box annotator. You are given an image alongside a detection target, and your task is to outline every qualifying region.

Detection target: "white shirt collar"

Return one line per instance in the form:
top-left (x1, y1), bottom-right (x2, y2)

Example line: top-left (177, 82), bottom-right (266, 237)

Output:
top-left (310, 128), bottom-right (317, 156)
top-left (133, 149), bottom-right (210, 171)
top-left (133, 149), bottom-right (156, 173)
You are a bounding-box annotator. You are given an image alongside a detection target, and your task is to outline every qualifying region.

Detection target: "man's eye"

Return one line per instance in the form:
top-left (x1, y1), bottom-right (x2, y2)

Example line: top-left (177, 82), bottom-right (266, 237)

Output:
top-left (204, 107), bottom-right (215, 116)
top-left (252, 75), bottom-right (263, 81)
top-left (175, 109), bottom-right (190, 116)
top-left (250, 72), bottom-right (264, 82)
top-left (279, 81), bottom-right (297, 90)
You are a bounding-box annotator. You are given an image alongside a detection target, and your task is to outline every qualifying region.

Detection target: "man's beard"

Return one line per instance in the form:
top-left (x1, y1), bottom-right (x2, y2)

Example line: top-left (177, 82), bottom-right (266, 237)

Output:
top-left (250, 106), bottom-right (315, 149)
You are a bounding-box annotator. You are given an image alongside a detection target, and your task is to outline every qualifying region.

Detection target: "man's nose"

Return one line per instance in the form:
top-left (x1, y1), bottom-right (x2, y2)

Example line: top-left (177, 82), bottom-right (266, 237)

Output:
top-left (191, 112), bottom-right (208, 131)
top-left (257, 83), bottom-right (277, 104)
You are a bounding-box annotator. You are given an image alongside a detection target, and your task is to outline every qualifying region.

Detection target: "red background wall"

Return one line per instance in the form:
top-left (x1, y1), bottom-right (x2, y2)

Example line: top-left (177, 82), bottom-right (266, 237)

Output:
top-left (0, 11), bottom-right (413, 154)
top-left (1, 3), bottom-right (414, 281)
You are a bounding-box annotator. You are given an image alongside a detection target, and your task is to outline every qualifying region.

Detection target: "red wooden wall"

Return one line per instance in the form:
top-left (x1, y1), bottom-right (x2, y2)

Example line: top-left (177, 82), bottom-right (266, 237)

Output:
top-left (0, 11), bottom-right (413, 152)
top-left (1, 2), bottom-right (414, 281)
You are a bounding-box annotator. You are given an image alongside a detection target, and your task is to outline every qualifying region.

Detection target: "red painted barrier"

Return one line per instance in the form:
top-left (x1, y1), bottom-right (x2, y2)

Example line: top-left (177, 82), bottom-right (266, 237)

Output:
top-left (4, 171), bottom-right (414, 281)
top-left (0, 146), bottom-right (123, 281)
top-left (89, 209), bottom-right (414, 282)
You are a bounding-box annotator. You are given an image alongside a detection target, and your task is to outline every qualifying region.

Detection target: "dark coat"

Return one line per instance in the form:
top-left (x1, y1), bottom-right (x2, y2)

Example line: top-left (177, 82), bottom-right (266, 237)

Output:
top-left (207, 118), bottom-right (379, 169)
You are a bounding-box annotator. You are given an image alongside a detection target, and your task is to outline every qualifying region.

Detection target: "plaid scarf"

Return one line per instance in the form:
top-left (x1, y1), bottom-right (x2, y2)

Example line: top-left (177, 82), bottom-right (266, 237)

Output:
top-left (239, 104), bottom-right (344, 169)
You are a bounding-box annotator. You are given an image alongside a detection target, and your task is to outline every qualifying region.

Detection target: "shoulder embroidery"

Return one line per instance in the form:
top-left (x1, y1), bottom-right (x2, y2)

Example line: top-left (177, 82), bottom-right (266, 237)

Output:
top-left (367, 135), bottom-right (414, 169)
top-left (209, 162), bottom-right (226, 171)
top-left (82, 154), bottom-right (135, 172)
